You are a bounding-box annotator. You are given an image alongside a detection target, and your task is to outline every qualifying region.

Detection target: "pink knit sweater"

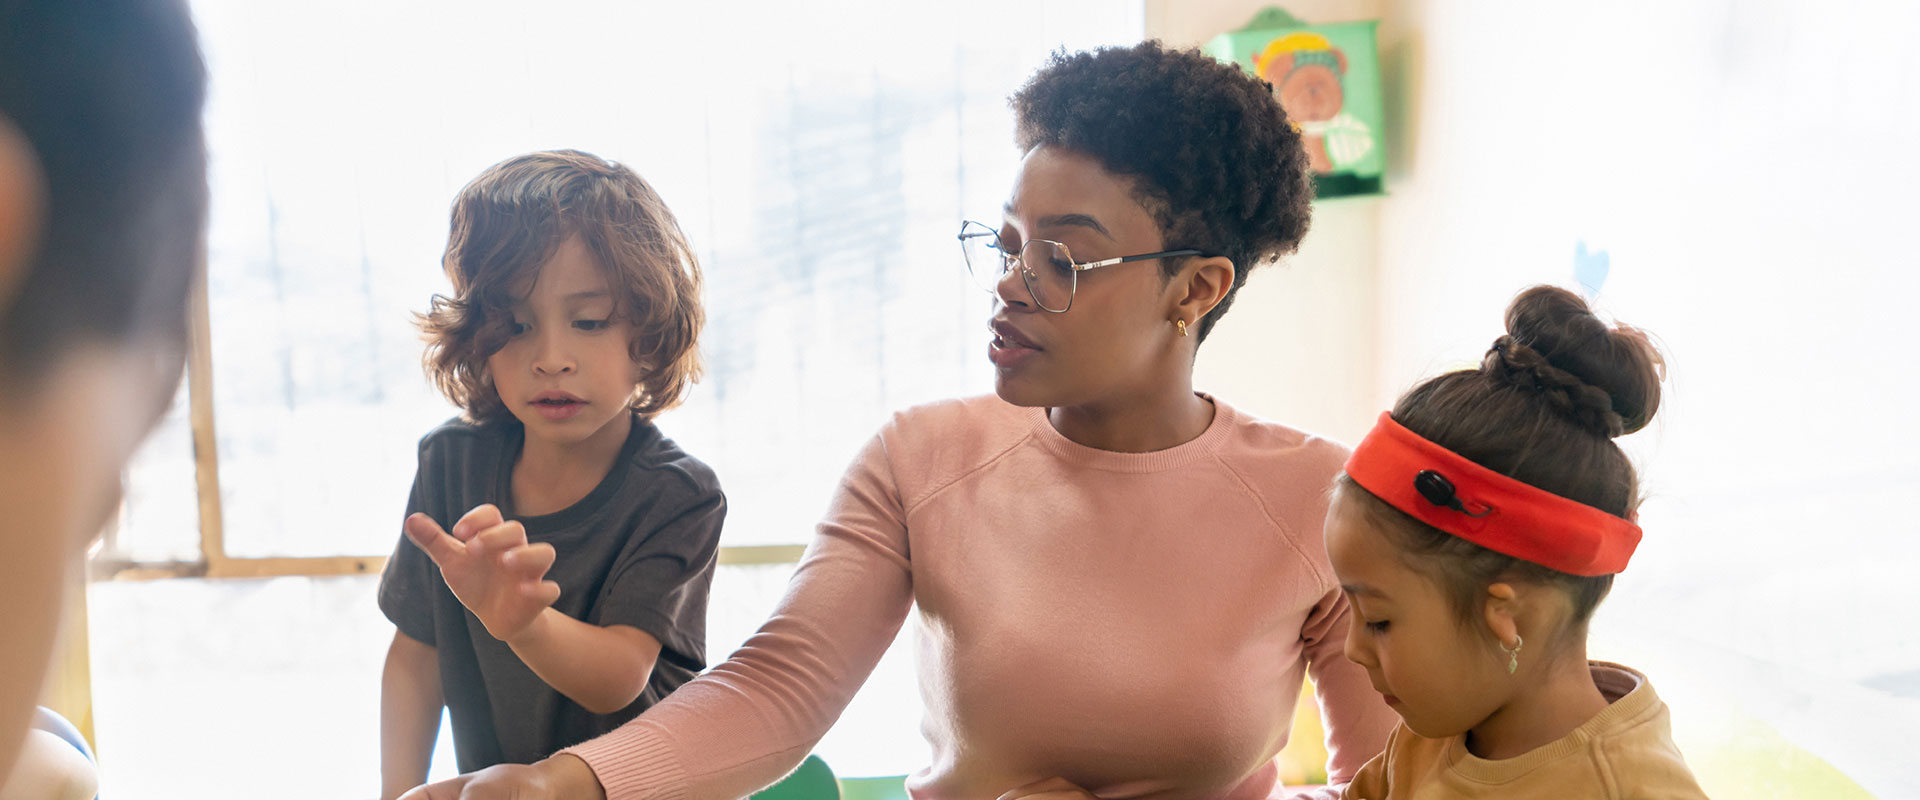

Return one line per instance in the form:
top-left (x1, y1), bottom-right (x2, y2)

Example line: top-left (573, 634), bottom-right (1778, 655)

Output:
top-left (566, 394), bottom-right (1397, 799)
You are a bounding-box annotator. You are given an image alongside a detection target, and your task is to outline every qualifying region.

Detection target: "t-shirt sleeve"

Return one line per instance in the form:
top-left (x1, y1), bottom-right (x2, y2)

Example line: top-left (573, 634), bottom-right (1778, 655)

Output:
top-left (377, 442), bottom-right (440, 647)
top-left (562, 429), bottom-right (915, 800)
top-left (589, 480), bottom-right (726, 666)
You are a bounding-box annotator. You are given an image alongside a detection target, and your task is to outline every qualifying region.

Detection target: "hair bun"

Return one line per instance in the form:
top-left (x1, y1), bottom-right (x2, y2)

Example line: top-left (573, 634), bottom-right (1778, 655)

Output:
top-left (1484, 286), bottom-right (1664, 438)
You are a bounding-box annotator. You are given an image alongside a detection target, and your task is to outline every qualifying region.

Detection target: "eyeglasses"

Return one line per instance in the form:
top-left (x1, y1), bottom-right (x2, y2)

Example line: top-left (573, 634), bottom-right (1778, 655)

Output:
top-left (957, 220), bottom-right (1203, 313)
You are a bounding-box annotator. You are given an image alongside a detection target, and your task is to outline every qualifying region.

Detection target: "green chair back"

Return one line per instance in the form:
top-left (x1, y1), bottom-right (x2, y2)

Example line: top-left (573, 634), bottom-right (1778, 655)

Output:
top-left (752, 754), bottom-right (839, 800)
top-left (836, 775), bottom-right (910, 800)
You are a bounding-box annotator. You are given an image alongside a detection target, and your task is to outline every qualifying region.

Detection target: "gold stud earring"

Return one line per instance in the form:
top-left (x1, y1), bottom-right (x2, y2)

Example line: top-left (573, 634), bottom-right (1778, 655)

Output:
top-left (1175, 319), bottom-right (1189, 337)
top-left (1502, 635), bottom-right (1524, 675)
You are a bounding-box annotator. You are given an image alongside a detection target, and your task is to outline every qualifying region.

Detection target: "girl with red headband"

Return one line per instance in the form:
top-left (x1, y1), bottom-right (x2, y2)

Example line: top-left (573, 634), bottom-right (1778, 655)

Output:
top-left (1327, 286), bottom-right (1707, 799)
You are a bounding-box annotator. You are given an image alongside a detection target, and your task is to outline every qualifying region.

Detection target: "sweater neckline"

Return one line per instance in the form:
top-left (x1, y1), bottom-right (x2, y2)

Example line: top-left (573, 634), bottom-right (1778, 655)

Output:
top-left (1023, 393), bottom-right (1237, 473)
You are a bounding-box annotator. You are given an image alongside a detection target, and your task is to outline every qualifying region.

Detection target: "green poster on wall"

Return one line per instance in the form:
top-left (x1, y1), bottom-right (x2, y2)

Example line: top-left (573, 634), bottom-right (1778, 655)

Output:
top-left (1205, 7), bottom-right (1385, 198)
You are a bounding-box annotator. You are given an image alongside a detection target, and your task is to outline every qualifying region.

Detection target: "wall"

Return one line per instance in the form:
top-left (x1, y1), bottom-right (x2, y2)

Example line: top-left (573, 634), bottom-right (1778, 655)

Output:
top-left (1148, 0), bottom-right (1388, 446)
top-left (1370, 1), bottom-right (1918, 796)
top-left (1159, 1), bottom-right (1915, 794)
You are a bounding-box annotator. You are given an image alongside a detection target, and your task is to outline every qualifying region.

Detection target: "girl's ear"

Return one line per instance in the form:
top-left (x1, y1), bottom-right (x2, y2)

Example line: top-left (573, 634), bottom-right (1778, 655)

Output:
top-left (1482, 581), bottom-right (1520, 647)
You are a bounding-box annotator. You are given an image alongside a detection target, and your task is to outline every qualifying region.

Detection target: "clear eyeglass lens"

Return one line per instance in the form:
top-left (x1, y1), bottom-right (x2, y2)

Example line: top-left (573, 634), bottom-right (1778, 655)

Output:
top-left (1018, 240), bottom-right (1075, 311)
top-left (959, 221), bottom-right (1009, 295)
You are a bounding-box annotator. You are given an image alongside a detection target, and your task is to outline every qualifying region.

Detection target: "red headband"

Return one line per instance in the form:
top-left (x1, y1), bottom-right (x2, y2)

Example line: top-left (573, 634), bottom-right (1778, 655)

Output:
top-left (1344, 412), bottom-right (1641, 576)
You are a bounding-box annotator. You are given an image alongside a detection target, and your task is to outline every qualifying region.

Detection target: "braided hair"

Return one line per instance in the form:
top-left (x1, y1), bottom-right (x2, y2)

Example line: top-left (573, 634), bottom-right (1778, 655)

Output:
top-left (1338, 285), bottom-right (1666, 651)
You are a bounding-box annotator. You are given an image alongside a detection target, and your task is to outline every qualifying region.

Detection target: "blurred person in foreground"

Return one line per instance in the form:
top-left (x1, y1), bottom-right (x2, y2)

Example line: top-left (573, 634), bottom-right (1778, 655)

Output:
top-left (0, 0), bottom-right (209, 794)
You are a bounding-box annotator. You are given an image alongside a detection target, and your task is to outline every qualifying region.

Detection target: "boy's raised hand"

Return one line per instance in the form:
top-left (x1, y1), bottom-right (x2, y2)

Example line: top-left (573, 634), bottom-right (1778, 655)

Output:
top-left (404, 504), bottom-right (562, 643)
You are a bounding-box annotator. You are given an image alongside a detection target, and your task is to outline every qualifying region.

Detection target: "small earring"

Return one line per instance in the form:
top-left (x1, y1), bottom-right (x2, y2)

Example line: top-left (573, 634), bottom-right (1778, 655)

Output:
top-left (1502, 634), bottom-right (1524, 675)
top-left (1174, 319), bottom-right (1189, 337)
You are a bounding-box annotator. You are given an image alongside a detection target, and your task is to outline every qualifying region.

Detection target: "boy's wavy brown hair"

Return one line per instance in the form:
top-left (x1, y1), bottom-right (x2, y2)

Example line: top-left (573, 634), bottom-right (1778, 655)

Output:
top-left (420, 150), bottom-right (703, 422)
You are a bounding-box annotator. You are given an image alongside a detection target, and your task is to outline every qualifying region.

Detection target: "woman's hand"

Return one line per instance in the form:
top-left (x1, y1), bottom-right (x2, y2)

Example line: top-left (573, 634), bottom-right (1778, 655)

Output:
top-left (397, 754), bottom-right (604, 800)
top-left (997, 777), bottom-right (1102, 800)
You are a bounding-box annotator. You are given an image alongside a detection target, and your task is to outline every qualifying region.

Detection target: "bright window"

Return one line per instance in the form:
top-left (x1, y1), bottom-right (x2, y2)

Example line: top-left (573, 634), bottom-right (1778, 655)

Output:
top-left (93, 1), bottom-right (1145, 796)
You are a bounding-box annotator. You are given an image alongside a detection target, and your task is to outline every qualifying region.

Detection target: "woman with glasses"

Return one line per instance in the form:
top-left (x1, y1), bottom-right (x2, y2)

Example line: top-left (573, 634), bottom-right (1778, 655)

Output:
top-left (404, 41), bottom-right (1396, 800)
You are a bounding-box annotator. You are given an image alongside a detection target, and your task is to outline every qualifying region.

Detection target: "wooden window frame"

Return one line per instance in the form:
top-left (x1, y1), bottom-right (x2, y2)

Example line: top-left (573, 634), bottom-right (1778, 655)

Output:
top-left (91, 256), bottom-right (803, 582)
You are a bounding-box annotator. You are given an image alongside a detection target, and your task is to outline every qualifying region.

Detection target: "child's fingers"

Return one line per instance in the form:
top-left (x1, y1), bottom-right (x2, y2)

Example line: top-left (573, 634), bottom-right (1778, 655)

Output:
top-left (503, 542), bottom-right (557, 578)
top-left (403, 513), bottom-right (464, 563)
top-left (450, 503), bottom-right (505, 542)
top-left (525, 579), bottom-right (561, 608)
top-left (471, 520), bottom-right (528, 557)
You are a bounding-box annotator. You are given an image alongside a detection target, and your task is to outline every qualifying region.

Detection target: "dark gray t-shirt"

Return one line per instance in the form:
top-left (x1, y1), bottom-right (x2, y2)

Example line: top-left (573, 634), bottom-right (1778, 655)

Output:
top-left (378, 413), bottom-right (724, 770)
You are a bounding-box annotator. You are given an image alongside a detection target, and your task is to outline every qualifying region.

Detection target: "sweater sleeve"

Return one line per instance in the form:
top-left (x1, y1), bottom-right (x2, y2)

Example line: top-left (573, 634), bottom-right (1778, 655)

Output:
top-left (1300, 587), bottom-right (1398, 784)
top-left (561, 431), bottom-right (915, 800)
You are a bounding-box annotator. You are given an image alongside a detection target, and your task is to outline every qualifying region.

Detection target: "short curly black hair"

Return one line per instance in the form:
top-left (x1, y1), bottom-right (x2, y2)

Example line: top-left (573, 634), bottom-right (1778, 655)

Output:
top-left (1011, 40), bottom-right (1312, 342)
